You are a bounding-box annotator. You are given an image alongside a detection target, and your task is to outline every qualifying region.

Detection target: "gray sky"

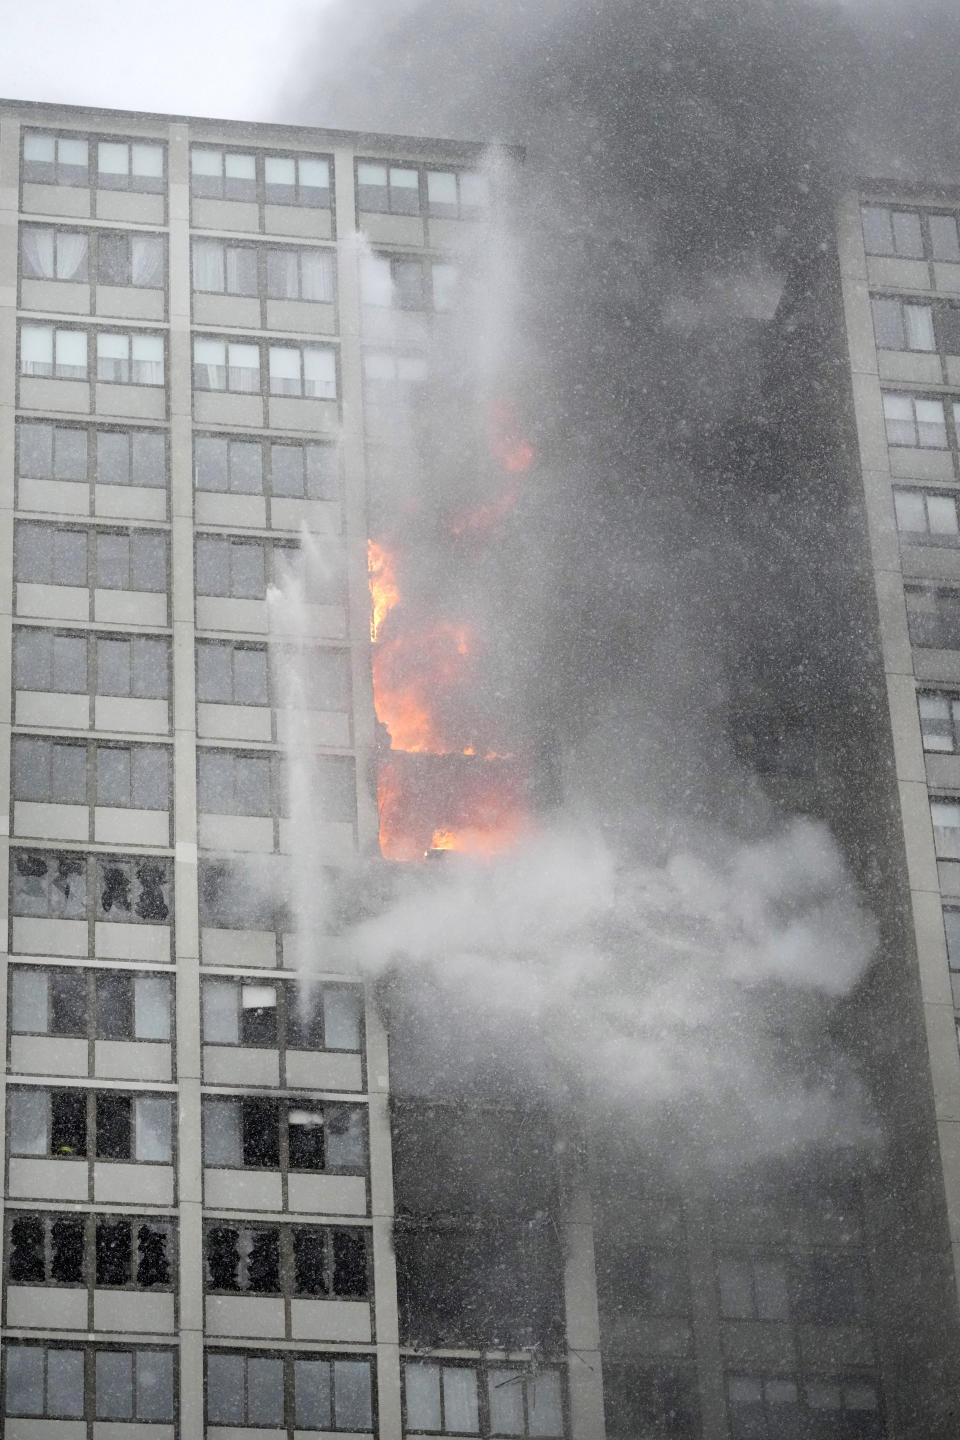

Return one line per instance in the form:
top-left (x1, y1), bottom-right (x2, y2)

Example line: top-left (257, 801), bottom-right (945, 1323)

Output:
top-left (0, 0), bottom-right (321, 122)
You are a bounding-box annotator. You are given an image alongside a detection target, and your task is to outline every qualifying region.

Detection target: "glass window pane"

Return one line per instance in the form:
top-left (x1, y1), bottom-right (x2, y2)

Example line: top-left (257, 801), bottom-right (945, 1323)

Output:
top-left (296, 1358), bottom-right (332, 1428)
top-left (228, 343), bottom-right (260, 391)
top-left (226, 245), bottom-right (258, 296)
top-left (300, 250), bottom-right (333, 302)
top-left (894, 490), bottom-right (928, 532)
top-left (269, 345), bottom-right (301, 393)
top-left (928, 495), bottom-right (959, 534)
top-left (54, 329), bottom-right (87, 379)
top-left (135, 1095), bottom-right (172, 1161)
top-left (21, 324), bottom-right (53, 373)
top-left (131, 431), bottom-right (165, 487)
top-left (96, 1351), bottom-right (133, 1419)
top-left (132, 745), bottom-right (169, 808)
top-left (136, 1350), bottom-right (173, 1421)
top-left (195, 435), bottom-right (227, 491)
top-left (97, 746), bottom-right (131, 805)
top-left (131, 533), bottom-right (167, 591)
top-left (247, 1357), bottom-right (284, 1426)
top-left (459, 172), bottom-right (489, 210)
top-left (55, 426), bottom-right (87, 480)
top-left (230, 541), bottom-right (265, 598)
top-left (488, 1370), bottom-right (524, 1434)
top-left (265, 155), bottom-right (296, 186)
top-left (11, 969), bottom-right (48, 1032)
top-left (207, 1354), bottom-right (245, 1424)
top-left (754, 1260), bottom-right (790, 1320)
top-left (24, 132), bottom-right (56, 163)
top-left (326, 1105), bottom-right (366, 1167)
top-left (271, 443), bottom-right (304, 496)
top-left (267, 249), bottom-right (299, 299)
top-left (233, 647), bottom-right (268, 704)
top-left (132, 638), bottom-right (167, 698)
top-left (528, 1373), bottom-right (563, 1436)
top-left (196, 537), bottom-right (228, 595)
top-left (134, 976), bottom-right (170, 1040)
top-left (98, 638), bottom-right (131, 696)
top-left (335, 1359), bottom-right (372, 1429)
top-left (882, 393), bottom-right (915, 445)
top-left (48, 1349), bottom-right (84, 1418)
top-left (406, 1363), bottom-right (441, 1430)
top-left (225, 152), bottom-right (256, 179)
top-left (236, 755), bottom-right (270, 814)
top-left (5, 1344), bottom-right (45, 1414)
top-left (21, 226), bottom-right (55, 279)
top-left (132, 143), bottom-right (164, 179)
top-left (718, 1258), bottom-right (754, 1317)
top-left (871, 297), bottom-right (903, 350)
top-left (931, 213), bottom-right (960, 261)
top-left (52, 634), bottom-right (86, 691)
top-left (192, 148), bottom-right (222, 177)
top-left (14, 629), bottom-right (50, 690)
top-left (304, 346), bottom-right (336, 398)
top-left (18, 421), bottom-right (54, 478)
top-left (892, 210), bottom-right (923, 257)
top-left (197, 643), bottom-right (234, 702)
top-left (324, 989), bottom-right (361, 1049)
top-left (97, 431), bottom-right (131, 486)
top-left (445, 1368), bottom-right (480, 1432)
top-left (300, 158), bottom-right (329, 189)
top-left (905, 304), bottom-right (935, 351)
top-left (203, 1099), bottom-right (241, 1165)
top-left (9, 1090), bottom-right (47, 1154)
top-left (229, 439), bottom-right (262, 494)
top-left (204, 981), bottom-right (240, 1043)
top-left (98, 142), bottom-right (128, 176)
top-left (916, 398), bottom-right (947, 446)
top-left (427, 170), bottom-right (458, 208)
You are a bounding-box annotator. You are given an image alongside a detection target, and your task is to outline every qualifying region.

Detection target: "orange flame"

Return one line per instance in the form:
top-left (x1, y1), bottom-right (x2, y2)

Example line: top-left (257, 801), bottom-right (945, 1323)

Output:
top-left (489, 398), bottom-right (535, 474)
top-left (368, 540), bottom-right (399, 642)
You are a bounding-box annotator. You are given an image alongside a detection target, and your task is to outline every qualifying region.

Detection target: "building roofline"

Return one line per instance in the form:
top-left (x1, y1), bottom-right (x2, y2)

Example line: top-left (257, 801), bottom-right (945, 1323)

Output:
top-left (0, 94), bottom-right (524, 162)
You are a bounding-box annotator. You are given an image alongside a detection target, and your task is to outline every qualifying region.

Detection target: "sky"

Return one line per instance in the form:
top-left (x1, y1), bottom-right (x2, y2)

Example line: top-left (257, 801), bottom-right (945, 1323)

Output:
top-left (0, 0), bottom-right (314, 123)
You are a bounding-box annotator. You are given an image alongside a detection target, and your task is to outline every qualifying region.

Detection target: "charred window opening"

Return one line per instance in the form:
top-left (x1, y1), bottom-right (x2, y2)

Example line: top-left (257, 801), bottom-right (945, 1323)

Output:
top-left (12, 850), bottom-right (85, 918)
top-left (95, 1094), bottom-right (131, 1160)
top-left (604, 1364), bottom-right (700, 1440)
top-left (6, 1213), bottom-right (173, 1290)
top-left (595, 1240), bottom-right (691, 1321)
top-left (51, 1091), bottom-right (87, 1157)
top-left (204, 1224), bottom-right (368, 1299)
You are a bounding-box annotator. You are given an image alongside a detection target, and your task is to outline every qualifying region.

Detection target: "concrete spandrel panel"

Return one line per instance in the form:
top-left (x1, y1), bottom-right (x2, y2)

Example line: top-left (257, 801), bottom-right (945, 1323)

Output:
top-left (18, 377), bottom-right (90, 414)
top-left (94, 383), bottom-right (166, 422)
top-left (93, 1288), bottom-right (175, 1333)
top-left (203, 1045), bottom-right (280, 1087)
top-left (281, 933), bottom-right (356, 973)
top-left (599, 1314), bottom-right (692, 1358)
top-left (207, 1429), bottom-right (285, 1440)
top-left (95, 921), bottom-right (171, 963)
top-left (865, 255), bottom-right (930, 290)
top-left (94, 485), bottom-right (167, 522)
top-left (16, 582), bottom-right (88, 621)
top-left (719, 1319), bottom-right (797, 1369)
top-left (7, 1418), bottom-right (86, 1440)
top-left (93, 589), bottom-right (167, 627)
top-left (16, 691), bottom-right (89, 729)
top-left (205, 1294), bottom-right (286, 1338)
top-left (195, 595), bottom-right (268, 635)
top-left (428, 217), bottom-right (489, 253)
top-left (264, 203), bottom-right (332, 239)
top-left (10, 1034), bottom-right (88, 1077)
top-left (199, 813), bottom-right (274, 853)
top-left (12, 916), bottom-right (88, 957)
top-left (94, 190), bottom-right (165, 225)
top-left (900, 545), bottom-right (960, 584)
top-left (946, 357), bottom-right (960, 387)
top-left (268, 396), bottom-right (339, 434)
top-left (202, 927), bottom-right (276, 968)
top-left (876, 351), bottom-right (942, 385)
top-left (357, 211), bottom-right (424, 246)
top-left (938, 859), bottom-right (960, 897)
top-left (889, 448), bottom-right (956, 481)
top-left (797, 1324), bottom-right (876, 1368)
top-left (17, 476), bottom-right (90, 515)
top-left (270, 498), bottom-right (341, 535)
top-left (22, 180), bottom-right (91, 217)
top-left (92, 1426), bottom-right (174, 1440)
top-left (194, 391), bottom-right (265, 429)
top-left (8, 1157), bottom-right (88, 1201)
top-left (279, 819), bottom-right (354, 859)
top-left (192, 197), bottom-right (260, 231)
top-left (286, 1172), bottom-right (368, 1216)
top-left (93, 1162), bottom-right (174, 1206)
top-left (198, 702), bottom-right (272, 742)
top-left (20, 277), bottom-right (90, 314)
top-left (290, 1297), bottom-right (371, 1342)
top-left (6, 1284), bottom-right (87, 1330)
top-left (195, 491), bottom-right (267, 529)
top-left (95, 1039), bottom-right (172, 1082)
top-left (204, 1167), bottom-right (282, 1210)
top-left (913, 649), bottom-right (960, 684)
top-left (935, 261), bottom-right (960, 293)
top-left (925, 754), bottom-right (960, 790)
top-left (94, 806), bottom-right (170, 847)
top-left (94, 285), bottom-right (164, 322)
top-left (14, 801), bottom-right (88, 842)
top-left (285, 1050), bottom-right (363, 1093)
top-left (192, 292), bottom-right (261, 331)
top-left (265, 298), bottom-right (337, 335)
top-left (94, 696), bottom-right (169, 735)
top-left (276, 708), bottom-right (350, 747)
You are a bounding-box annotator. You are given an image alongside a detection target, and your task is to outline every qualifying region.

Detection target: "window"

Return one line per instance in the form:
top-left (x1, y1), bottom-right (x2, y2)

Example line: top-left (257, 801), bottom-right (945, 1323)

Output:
top-left (403, 1362), bottom-right (564, 1437)
top-left (7, 1211), bottom-right (173, 1289)
top-left (8, 1087), bottom-right (172, 1162)
top-left (96, 331), bottom-right (164, 385)
top-left (893, 488), bottom-right (959, 538)
top-left (805, 1380), bottom-right (882, 1440)
top-left (10, 965), bottom-right (171, 1040)
top-left (192, 238), bottom-right (258, 295)
top-left (870, 296), bottom-right (935, 351)
top-left (931, 213), bottom-right (960, 262)
top-left (197, 750), bottom-right (271, 816)
top-left (881, 393), bottom-right (947, 447)
top-left (15, 522), bottom-right (88, 586)
top-left (266, 246), bottom-right (335, 302)
top-left (193, 336), bottom-right (260, 392)
top-left (269, 343), bottom-right (337, 398)
top-left (13, 629), bottom-right (87, 694)
top-left (17, 422), bottom-right (166, 490)
top-left (265, 154), bottom-right (331, 207)
top-left (792, 1255), bottom-right (871, 1325)
top-left (4, 1343), bottom-right (85, 1418)
top-left (197, 642), bottom-right (269, 705)
top-left (191, 147), bottom-right (257, 200)
top-left (597, 1244), bottom-right (689, 1318)
top-left (11, 850), bottom-right (172, 926)
top-left (931, 798), bottom-right (960, 859)
top-left (202, 978), bottom-right (361, 1051)
top-left (195, 535), bottom-right (272, 597)
top-left (98, 232), bottom-right (165, 288)
top-left (717, 1256), bottom-right (790, 1321)
top-left (21, 227), bottom-right (88, 282)
top-left (906, 586), bottom-right (960, 649)
top-left (96, 744), bottom-right (170, 810)
top-left (206, 1352), bottom-right (372, 1430)
top-left (202, 1097), bottom-right (366, 1172)
top-left (360, 254), bottom-right (458, 311)
top-left (357, 161), bottom-right (420, 214)
top-left (194, 434), bottom-right (338, 500)
top-left (12, 736), bottom-right (85, 804)
top-left (363, 351), bottom-right (428, 403)
top-left (199, 858), bottom-right (289, 935)
top-left (727, 1376), bottom-right (800, 1440)
top-left (204, 1223), bottom-right (368, 1298)
top-left (11, 737), bottom-right (169, 812)
top-left (728, 1376), bottom-right (881, 1440)
top-left (918, 692), bottom-right (960, 752)
top-left (17, 419), bottom-right (87, 482)
top-left (20, 324), bottom-right (87, 379)
top-left (426, 168), bottom-right (488, 220)
top-left (97, 140), bottom-right (165, 193)
top-left (23, 130), bottom-right (88, 186)
top-left (96, 529), bottom-right (167, 591)
top-left (860, 204), bottom-right (924, 258)
top-left (944, 907), bottom-right (960, 968)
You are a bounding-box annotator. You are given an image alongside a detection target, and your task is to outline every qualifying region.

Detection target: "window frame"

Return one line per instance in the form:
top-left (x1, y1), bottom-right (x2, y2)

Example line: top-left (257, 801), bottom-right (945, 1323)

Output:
top-left (193, 430), bottom-right (340, 506)
top-left (202, 1220), bottom-right (371, 1301)
top-left (10, 848), bottom-right (174, 937)
top-left (200, 975), bottom-right (363, 1057)
top-left (3, 1340), bottom-right (177, 1424)
top-left (11, 734), bottom-right (172, 817)
top-left (204, 1349), bottom-right (375, 1431)
top-left (201, 1095), bottom-right (368, 1177)
top-left (6, 1209), bottom-right (176, 1293)
top-left (189, 144), bottom-right (333, 214)
top-left (893, 486), bottom-right (960, 542)
top-left (9, 963), bottom-right (173, 1045)
top-left (401, 1359), bottom-right (567, 1438)
top-left (19, 224), bottom-right (167, 293)
top-left (16, 419), bottom-right (169, 502)
top-left (14, 519), bottom-right (170, 594)
top-left (7, 1085), bottom-right (175, 1166)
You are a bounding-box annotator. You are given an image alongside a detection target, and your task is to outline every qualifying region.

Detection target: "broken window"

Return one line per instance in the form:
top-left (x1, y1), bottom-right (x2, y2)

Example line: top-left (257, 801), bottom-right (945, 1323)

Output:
top-left (202, 977), bottom-right (361, 1054)
top-left (92, 1217), bottom-right (172, 1289)
top-left (10, 967), bottom-right (86, 1035)
top-left (201, 1097), bottom-right (366, 1174)
top-left (604, 1364), bottom-right (699, 1440)
top-left (97, 855), bottom-right (171, 922)
top-left (199, 858), bottom-right (286, 932)
top-left (12, 850), bottom-right (85, 919)
top-left (8, 1089), bottom-right (172, 1164)
top-left (717, 1257), bottom-right (790, 1322)
top-left (197, 749), bottom-right (272, 816)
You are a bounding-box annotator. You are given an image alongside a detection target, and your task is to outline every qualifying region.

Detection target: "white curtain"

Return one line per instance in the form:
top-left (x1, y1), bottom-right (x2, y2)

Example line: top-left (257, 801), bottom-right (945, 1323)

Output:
top-left (20, 228), bottom-right (54, 279)
top-left (193, 239), bottom-right (225, 293)
top-left (228, 344), bottom-right (260, 393)
top-left (267, 250), bottom-right (299, 300)
top-left (194, 338), bottom-right (226, 391)
top-left (304, 347), bottom-right (336, 399)
top-left (97, 332), bottom-right (129, 383)
top-left (56, 232), bottom-right (87, 282)
top-left (132, 335), bottom-right (164, 386)
top-left (300, 251), bottom-right (333, 303)
top-left (269, 346), bottom-right (301, 395)
top-left (131, 236), bottom-right (164, 289)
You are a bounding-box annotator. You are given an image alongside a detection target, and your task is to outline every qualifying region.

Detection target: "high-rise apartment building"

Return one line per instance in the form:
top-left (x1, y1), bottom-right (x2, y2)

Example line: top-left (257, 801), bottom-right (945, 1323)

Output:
top-left (1, 94), bottom-right (960, 1440)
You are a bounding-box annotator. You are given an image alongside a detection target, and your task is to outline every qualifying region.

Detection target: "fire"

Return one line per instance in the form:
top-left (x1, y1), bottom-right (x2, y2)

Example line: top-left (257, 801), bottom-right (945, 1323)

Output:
top-left (367, 540), bottom-right (399, 642)
top-left (377, 752), bottom-right (529, 862)
top-left (429, 828), bottom-right (456, 851)
top-left (488, 398), bottom-right (535, 474)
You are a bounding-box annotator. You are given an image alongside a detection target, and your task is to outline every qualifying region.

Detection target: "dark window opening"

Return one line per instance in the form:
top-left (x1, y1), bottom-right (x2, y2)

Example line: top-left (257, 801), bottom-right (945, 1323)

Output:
top-left (51, 1090), bottom-right (87, 1157)
top-left (95, 1093), bottom-right (131, 1160)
